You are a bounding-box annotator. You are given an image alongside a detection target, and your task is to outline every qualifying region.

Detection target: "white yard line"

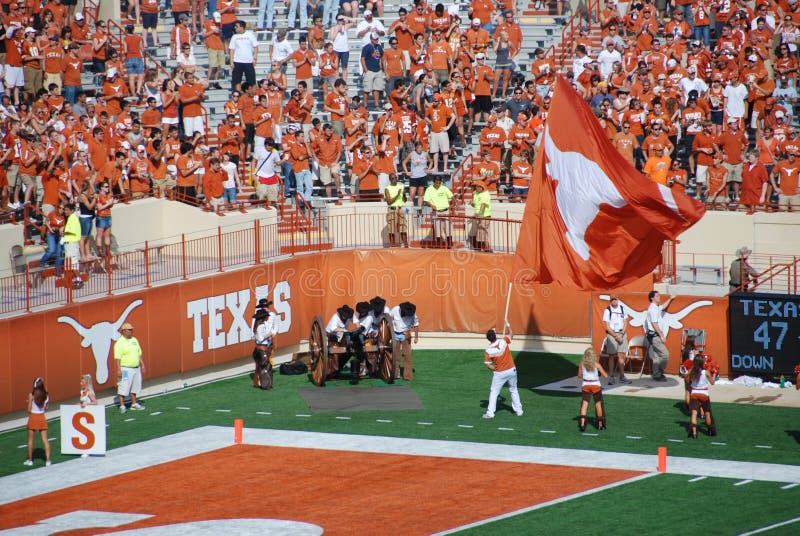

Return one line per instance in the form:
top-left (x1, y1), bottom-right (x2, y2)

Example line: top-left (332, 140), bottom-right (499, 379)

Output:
top-left (433, 473), bottom-right (657, 535)
top-left (738, 516), bottom-right (800, 535)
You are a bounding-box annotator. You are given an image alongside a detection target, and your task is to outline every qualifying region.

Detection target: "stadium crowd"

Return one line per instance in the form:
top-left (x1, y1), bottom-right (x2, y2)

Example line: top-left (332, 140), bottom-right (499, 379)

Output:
top-left (579, 0), bottom-right (800, 212)
top-left (1, 0), bottom-right (797, 268)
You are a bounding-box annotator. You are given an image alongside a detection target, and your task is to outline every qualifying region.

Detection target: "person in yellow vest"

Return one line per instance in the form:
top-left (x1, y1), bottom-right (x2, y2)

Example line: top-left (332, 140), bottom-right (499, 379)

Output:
top-left (470, 180), bottom-right (491, 251)
top-left (61, 203), bottom-right (83, 289)
top-left (422, 175), bottom-right (453, 247)
top-left (115, 322), bottom-right (146, 414)
top-left (384, 173), bottom-right (408, 247)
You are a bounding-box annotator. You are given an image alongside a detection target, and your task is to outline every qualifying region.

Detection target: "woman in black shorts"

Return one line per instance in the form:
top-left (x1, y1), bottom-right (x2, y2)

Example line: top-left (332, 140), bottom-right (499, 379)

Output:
top-left (402, 141), bottom-right (432, 215)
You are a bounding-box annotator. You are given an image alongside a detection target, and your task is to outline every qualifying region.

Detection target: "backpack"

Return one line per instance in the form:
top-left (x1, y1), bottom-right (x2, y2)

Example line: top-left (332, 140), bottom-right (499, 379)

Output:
top-left (279, 361), bottom-right (308, 375)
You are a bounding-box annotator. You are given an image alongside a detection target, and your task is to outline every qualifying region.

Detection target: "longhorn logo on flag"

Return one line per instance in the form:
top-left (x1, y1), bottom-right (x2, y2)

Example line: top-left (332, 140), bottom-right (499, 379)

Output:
top-left (512, 77), bottom-right (705, 290)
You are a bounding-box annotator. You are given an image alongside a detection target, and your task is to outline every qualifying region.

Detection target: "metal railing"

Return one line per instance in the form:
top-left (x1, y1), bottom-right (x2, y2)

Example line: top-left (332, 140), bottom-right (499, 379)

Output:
top-left (0, 212), bottom-right (523, 316)
top-left (730, 257), bottom-right (800, 296)
top-left (677, 252), bottom-right (799, 294)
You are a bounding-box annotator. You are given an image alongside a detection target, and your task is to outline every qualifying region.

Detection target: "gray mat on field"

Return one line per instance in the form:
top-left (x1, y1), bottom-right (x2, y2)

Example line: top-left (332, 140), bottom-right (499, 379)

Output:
top-left (298, 385), bottom-right (424, 413)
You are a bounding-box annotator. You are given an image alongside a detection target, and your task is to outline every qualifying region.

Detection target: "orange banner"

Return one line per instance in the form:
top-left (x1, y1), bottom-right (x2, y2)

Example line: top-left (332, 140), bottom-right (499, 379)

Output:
top-left (591, 293), bottom-right (730, 377)
top-left (1, 250), bottom-right (655, 414)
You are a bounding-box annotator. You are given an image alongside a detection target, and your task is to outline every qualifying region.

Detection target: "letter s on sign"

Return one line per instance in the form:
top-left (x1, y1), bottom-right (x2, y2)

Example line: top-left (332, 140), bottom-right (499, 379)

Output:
top-left (71, 412), bottom-right (96, 450)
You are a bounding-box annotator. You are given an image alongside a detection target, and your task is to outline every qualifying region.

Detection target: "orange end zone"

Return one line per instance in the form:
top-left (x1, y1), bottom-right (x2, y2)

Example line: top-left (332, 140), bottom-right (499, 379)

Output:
top-left (1, 445), bottom-right (644, 535)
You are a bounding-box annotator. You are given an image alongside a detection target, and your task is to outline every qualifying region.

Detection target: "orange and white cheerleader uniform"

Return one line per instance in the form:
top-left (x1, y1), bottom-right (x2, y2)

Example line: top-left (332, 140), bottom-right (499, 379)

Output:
top-left (27, 397), bottom-right (49, 431)
top-left (689, 369), bottom-right (712, 414)
top-left (580, 365), bottom-right (603, 402)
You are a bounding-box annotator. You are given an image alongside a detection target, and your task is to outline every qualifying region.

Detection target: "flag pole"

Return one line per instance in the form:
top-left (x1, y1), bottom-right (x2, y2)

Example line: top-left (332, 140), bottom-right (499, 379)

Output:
top-left (502, 282), bottom-right (513, 337)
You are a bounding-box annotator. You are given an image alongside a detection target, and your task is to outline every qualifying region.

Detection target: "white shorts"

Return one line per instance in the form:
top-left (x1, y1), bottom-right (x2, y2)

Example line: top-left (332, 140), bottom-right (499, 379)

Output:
top-left (695, 164), bottom-right (708, 185)
top-left (5, 65), bottom-right (24, 88)
top-left (429, 131), bottom-right (450, 153)
top-left (117, 366), bottom-right (143, 396)
top-left (183, 115), bottom-right (205, 136)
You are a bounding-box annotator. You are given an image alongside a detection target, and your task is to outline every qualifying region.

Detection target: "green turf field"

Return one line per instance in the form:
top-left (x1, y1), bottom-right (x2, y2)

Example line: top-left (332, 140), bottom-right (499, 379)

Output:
top-left (458, 474), bottom-right (800, 535)
top-left (3, 350), bottom-right (798, 479)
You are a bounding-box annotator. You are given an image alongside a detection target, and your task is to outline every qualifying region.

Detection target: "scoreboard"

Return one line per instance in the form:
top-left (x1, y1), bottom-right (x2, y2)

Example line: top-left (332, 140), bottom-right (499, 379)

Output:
top-left (728, 292), bottom-right (800, 376)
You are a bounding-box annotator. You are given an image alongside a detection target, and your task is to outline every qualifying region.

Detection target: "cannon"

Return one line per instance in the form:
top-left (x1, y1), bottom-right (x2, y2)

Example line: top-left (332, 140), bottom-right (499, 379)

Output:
top-left (308, 314), bottom-right (397, 386)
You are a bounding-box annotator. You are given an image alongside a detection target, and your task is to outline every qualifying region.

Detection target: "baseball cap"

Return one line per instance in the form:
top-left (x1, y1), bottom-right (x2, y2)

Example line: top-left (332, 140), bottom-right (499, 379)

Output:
top-left (472, 17), bottom-right (481, 25)
top-left (364, 9), bottom-right (372, 16)
top-left (487, 113), bottom-right (497, 121)
top-left (213, 11), bottom-right (221, 21)
top-left (667, 59), bottom-right (677, 68)
top-left (74, 12), bottom-right (84, 20)
top-left (433, 93), bottom-right (442, 102)
top-left (24, 27), bottom-right (35, 34)
top-left (747, 54), bottom-right (758, 62)
top-left (775, 110), bottom-right (786, 118)
top-left (657, 73), bottom-right (666, 80)
top-left (107, 67), bottom-right (118, 78)
top-left (476, 52), bottom-right (485, 59)
top-left (383, 102), bottom-right (393, 110)
top-left (473, 180), bottom-right (487, 189)
top-left (179, 13), bottom-right (189, 21)
top-left (727, 117), bottom-right (738, 124)
top-left (370, 32), bottom-right (379, 40)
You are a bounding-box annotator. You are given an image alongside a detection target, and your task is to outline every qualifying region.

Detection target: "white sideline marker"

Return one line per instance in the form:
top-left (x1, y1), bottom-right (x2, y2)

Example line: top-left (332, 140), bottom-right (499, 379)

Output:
top-left (215, 409), bottom-right (231, 413)
top-left (738, 516), bottom-right (800, 535)
top-left (17, 444), bottom-right (26, 449)
top-left (688, 476), bottom-right (707, 483)
top-left (539, 430), bottom-right (556, 434)
top-left (711, 442), bottom-right (727, 446)
top-left (781, 483), bottom-right (799, 490)
top-left (626, 436), bottom-right (641, 440)
top-left (667, 439), bottom-right (683, 443)
top-left (417, 422), bottom-right (433, 426)
top-left (376, 419), bottom-right (392, 423)
top-left (296, 414), bottom-right (311, 418)
top-left (582, 432), bottom-right (598, 436)
top-left (498, 427), bottom-right (514, 431)
top-left (335, 416), bottom-right (351, 420)
top-left (754, 445), bottom-right (772, 449)
top-left (458, 425), bottom-right (474, 429)
top-left (124, 418), bottom-right (135, 422)
top-left (734, 479), bottom-right (753, 486)
top-left (176, 406), bottom-right (191, 410)
top-left (48, 437), bottom-right (56, 442)
top-left (150, 412), bottom-right (162, 416)
top-left (256, 411), bottom-right (272, 415)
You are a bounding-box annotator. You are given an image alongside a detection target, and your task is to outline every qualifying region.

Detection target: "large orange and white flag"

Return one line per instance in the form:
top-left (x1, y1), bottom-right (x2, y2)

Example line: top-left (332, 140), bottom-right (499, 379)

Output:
top-left (512, 77), bottom-right (705, 290)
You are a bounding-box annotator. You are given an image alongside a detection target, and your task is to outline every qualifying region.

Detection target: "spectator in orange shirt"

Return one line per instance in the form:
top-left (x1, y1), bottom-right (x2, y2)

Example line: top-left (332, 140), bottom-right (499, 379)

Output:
top-left (643, 144), bottom-right (671, 185)
top-left (203, 11), bottom-right (225, 89)
top-left (203, 157), bottom-right (225, 211)
top-left (425, 93), bottom-right (455, 174)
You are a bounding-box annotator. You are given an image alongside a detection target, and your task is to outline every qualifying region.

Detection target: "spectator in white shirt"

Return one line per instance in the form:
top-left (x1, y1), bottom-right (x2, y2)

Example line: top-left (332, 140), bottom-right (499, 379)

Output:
top-left (229, 20), bottom-right (258, 92)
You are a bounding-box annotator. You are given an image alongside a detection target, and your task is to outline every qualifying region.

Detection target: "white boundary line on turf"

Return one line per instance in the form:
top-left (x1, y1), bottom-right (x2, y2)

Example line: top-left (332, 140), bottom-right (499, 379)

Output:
top-left (431, 473), bottom-right (657, 536)
top-left (738, 516), bottom-right (800, 535)
top-left (3, 427), bottom-right (800, 506)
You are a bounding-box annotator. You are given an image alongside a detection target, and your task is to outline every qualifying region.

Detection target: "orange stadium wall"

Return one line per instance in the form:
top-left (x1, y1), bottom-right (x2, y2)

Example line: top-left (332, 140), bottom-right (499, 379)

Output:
top-left (0, 249), bottom-right (641, 415)
top-left (590, 294), bottom-right (730, 377)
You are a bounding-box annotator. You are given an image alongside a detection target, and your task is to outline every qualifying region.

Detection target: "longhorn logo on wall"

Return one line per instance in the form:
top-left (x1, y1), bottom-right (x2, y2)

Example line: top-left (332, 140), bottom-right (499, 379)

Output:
top-left (598, 295), bottom-right (712, 338)
top-left (57, 300), bottom-right (143, 383)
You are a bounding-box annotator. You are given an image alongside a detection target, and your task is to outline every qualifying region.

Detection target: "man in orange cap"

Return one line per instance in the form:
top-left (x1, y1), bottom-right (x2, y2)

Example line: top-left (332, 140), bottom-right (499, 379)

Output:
top-left (470, 180), bottom-right (492, 250)
top-left (424, 92), bottom-right (454, 173)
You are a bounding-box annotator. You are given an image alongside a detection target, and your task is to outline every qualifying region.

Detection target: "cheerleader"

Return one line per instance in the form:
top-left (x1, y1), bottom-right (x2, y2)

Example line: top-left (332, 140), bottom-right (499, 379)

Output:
top-left (578, 348), bottom-right (608, 432)
top-left (686, 355), bottom-right (716, 438)
top-left (24, 378), bottom-right (51, 467)
top-left (79, 374), bottom-right (98, 407)
top-left (680, 336), bottom-right (697, 410)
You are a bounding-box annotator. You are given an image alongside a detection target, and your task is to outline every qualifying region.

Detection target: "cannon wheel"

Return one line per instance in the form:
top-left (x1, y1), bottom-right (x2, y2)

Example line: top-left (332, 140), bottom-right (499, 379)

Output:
top-left (309, 316), bottom-right (328, 386)
top-left (376, 314), bottom-right (396, 384)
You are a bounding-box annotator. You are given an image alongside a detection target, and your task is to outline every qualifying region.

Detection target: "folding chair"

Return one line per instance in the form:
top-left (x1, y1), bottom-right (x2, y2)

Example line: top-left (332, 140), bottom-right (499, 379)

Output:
top-left (626, 335), bottom-right (650, 378)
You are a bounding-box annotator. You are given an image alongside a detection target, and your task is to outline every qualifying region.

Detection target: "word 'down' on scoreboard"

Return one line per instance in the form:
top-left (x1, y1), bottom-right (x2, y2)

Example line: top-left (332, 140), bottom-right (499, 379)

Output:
top-left (728, 292), bottom-right (800, 377)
